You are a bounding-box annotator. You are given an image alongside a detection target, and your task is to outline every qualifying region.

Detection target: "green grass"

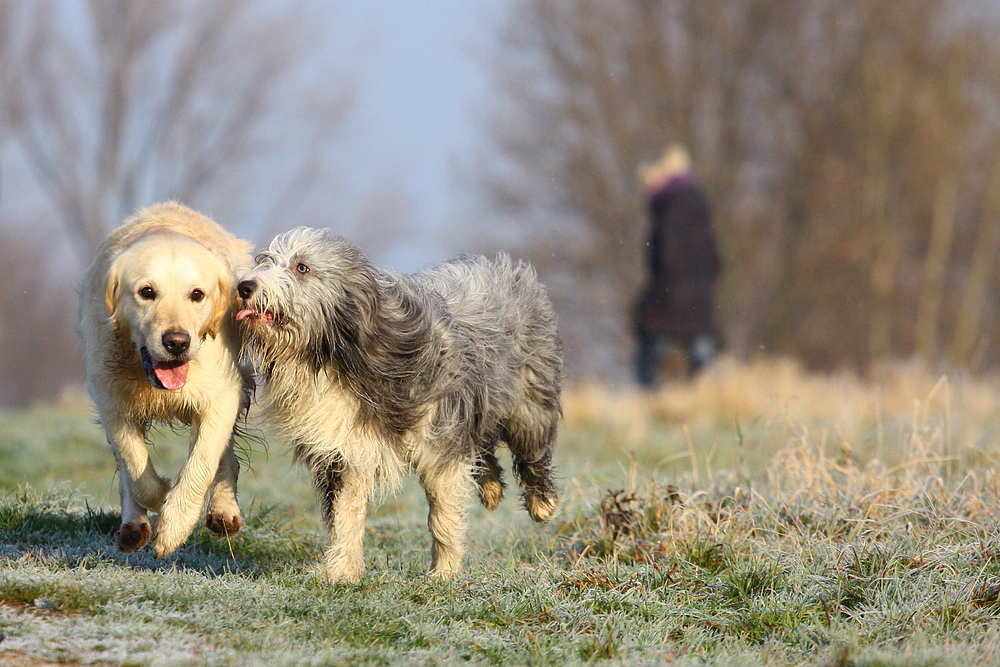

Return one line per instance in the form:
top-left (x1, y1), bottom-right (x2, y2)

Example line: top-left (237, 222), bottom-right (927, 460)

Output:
top-left (5, 363), bottom-right (1000, 665)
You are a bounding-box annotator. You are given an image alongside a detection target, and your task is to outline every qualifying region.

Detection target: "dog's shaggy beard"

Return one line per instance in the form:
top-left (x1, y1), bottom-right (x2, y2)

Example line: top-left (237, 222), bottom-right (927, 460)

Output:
top-left (238, 228), bottom-right (441, 440)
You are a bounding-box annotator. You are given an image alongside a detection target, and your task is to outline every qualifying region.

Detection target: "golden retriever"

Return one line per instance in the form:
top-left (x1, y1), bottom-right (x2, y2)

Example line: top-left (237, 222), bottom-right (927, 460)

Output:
top-left (78, 202), bottom-right (253, 557)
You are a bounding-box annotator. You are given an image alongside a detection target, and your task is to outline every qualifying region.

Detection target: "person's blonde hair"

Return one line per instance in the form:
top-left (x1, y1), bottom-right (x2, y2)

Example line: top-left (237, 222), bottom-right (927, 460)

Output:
top-left (638, 144), bottom-right (691, 189)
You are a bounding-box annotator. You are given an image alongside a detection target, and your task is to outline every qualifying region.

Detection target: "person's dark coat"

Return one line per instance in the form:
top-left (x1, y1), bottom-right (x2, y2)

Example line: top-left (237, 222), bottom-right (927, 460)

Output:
top-left (635, 175), bottom-right (720, 339)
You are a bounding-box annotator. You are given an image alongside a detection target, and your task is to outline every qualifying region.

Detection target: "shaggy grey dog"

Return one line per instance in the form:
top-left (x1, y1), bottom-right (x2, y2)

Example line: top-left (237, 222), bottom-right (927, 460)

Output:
top-left (236, 227), bottom-right (562, 582)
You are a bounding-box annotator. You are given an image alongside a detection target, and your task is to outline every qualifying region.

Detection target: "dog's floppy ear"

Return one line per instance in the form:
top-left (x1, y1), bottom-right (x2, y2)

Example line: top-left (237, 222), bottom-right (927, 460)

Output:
top-left (104, 262), bottom-right (122, 321)
top-left (103, 259), bottom-right (132, 338)
top-left (201, 273), bottom-right (233, 340)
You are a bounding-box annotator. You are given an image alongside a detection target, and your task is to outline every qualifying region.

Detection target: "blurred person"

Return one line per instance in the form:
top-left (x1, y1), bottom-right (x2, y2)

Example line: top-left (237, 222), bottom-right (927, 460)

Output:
top-left (633, 144), bottom-right (721, 388)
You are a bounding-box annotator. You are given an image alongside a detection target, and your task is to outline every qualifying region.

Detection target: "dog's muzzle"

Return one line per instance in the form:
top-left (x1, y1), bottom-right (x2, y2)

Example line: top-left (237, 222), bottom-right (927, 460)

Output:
top-left (235, 278), bottom-right (283, 324)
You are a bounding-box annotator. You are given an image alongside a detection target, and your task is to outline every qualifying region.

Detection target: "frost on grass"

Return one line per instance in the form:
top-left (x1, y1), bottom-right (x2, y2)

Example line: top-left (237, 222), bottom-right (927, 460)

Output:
top-left (0, 600), bottom-right (220, 666)
top-left (553, 427), bottom-right (1000, 658)
top-left (564, 431), bottom-right (1000, 567)
top-left (5, 360), bottom-right (1000, 664)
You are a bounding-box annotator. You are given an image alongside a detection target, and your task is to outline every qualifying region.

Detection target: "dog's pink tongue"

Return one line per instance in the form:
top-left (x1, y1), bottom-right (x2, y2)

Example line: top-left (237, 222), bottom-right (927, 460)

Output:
top-left (154, 362), bottom-right (188, 390)
top-left (235, 309), bottom-right (275, 322)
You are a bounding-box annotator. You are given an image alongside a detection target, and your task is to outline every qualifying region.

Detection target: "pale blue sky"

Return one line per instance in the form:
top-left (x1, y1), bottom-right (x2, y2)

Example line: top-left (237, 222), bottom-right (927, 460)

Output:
top-left (324, 1), bottom-right (506, 269)
top-left (0, 1), bottom-right (507, 272)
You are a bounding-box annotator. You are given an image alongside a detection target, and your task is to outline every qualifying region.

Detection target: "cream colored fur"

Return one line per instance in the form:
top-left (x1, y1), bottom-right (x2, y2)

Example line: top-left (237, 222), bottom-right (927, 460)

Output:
top-left (260, 362), bottom-right (473, 581)
top-left (78, 202), bottom-right (253, 557)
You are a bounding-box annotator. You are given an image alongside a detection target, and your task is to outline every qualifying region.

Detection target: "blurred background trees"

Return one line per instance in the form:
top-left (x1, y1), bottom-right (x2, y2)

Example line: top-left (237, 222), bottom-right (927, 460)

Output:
top-left (4, 0), bottom-right (1000, 405)
top-left (479, 0), bottom-right (1000, 381)
top-left (0, 0), bottom-right (352, 406)
top-left (3, 0), bottom-right (352, 258)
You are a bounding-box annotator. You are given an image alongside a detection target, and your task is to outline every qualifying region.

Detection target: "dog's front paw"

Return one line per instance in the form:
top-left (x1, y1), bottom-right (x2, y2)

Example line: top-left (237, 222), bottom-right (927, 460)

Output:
top-left (152, 535), bottom-right (182, 559)
top-left (116, 521), bottom-right (151, 552)
top-left (429, 542), bottom-right (464, 578)
top-left (322, 567), bottom-right (363, 584)
top-left (321, 550), bottom-right (364, 584)
top-left (429, 563), bottom-right (461, 579)
top-left (150, 513), bottom-right (190, 559)
top-left (478, 478), bottom-right (505, 512)
top-left (205, 511), bottom-right (243, 537)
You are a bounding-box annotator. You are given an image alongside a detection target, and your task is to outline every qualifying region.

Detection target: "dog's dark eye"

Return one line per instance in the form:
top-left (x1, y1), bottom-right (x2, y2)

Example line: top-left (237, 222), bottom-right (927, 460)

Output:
top-left (190, 289), bottom-right (205, 302)
top-left (138, 286), bottom-right (156, 300)
top-left (296, 263), bottom-right (310, 275)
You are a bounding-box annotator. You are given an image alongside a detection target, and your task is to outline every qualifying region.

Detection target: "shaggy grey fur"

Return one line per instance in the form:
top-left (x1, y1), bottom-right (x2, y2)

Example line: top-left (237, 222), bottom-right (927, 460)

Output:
top-left (236, 227), bottom-right (562, 581)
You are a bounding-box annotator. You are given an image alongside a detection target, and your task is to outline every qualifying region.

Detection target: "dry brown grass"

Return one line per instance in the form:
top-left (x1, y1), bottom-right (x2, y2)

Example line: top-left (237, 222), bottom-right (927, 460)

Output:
top-left (560, 355), bottom-right (1000, 481)
top-left (549, 360), bottom-right (1000, 662)
top-left (565, 355), bottom-right (1000, 431)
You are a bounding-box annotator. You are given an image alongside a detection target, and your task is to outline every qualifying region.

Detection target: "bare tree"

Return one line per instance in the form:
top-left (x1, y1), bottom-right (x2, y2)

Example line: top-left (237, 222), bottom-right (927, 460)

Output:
top-left (478, 0), bottom-right (1000, 380)
top-left (0, 0), bottom-right (354, 407)
top-left (476, 0), bottom-right (812, 379)
top-left (0, 232), bottom-right (81, 407)
top-left (4, 0), bottom-right (352, 259)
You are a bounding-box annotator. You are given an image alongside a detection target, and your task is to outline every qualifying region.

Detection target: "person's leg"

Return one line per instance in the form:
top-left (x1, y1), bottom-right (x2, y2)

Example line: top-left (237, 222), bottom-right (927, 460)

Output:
top-left (636, 332), bottom-right (666, 389)
top-left (686, 333), bottom-right (718, 377)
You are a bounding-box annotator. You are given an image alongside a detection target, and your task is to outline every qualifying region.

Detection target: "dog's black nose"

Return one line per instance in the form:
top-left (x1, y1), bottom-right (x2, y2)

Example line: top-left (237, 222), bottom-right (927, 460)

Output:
top-left (162, 331), bottom-right (191, 356)
top-left (237, 279), bottom-right (257, 300)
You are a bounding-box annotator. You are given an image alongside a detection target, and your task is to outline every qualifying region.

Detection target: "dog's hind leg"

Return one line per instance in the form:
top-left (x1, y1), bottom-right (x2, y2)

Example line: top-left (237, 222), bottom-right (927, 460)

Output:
top-left (311, 457), bottom-right (369, 584)
top-left (504, 408), bottom-right (561, 523)
top-left (474, 445), bottom-right (505, 511)
top-left (205, 438), bottom-right (242, 537)
top-left (105, 419), bottom-right (172, 512)
top-left (420, 461), bottom-right (473, 577)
